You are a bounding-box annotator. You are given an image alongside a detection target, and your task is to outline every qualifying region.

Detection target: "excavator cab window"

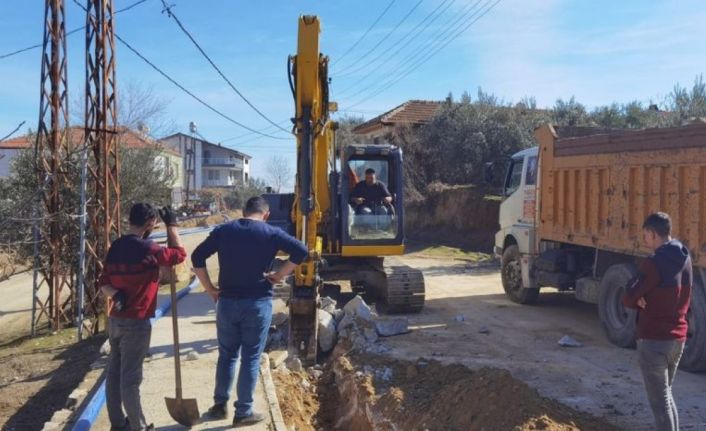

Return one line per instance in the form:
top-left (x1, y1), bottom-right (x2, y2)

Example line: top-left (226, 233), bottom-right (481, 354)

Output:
top-left (340, 146), bottom-right (405, 247)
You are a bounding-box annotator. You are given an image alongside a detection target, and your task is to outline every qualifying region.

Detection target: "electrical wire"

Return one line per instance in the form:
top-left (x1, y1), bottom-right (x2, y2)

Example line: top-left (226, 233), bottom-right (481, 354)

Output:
top-left (0, 121), bottom-right (26, 142)
top-left (339, 0), bottom-right (490, 103)
top-left (0, 0), bottom-right (152, 60)
top-left (344, 0), bottom-right (501, 110)
top-left (332, 0), bottom-right (398, 66)
top-left (333, 0), bottom-right (424, 72)
top-left (114, 33), bottom-right (289, 139)
top-left (159, 0), bottom-right (290, 134)
top-left (332, 0), bottom-right (455, 88)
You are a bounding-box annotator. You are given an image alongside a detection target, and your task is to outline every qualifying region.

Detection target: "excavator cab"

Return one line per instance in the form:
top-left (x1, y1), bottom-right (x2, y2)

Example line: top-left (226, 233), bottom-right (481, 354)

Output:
top-left (340, 145), bottom-right (404, 248)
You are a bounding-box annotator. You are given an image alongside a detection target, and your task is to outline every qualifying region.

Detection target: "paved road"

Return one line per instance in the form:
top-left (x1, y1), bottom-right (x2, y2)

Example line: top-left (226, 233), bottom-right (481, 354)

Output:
top-left (93, 291), bottom-right (273, 431)
top-left (383, 255), bottom-right (706, 431)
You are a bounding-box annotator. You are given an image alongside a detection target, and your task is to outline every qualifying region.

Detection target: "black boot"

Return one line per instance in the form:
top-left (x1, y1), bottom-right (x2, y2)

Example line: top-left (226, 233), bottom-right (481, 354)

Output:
top-left (233, 412), bottom-right (265, 427)
top-left (204, 403), bottom-right (228, 420)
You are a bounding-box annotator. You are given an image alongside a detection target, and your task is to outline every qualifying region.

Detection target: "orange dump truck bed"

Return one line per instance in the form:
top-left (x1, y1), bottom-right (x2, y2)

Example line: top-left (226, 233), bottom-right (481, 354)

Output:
top-left (535, 123), bottom-right (706, 268)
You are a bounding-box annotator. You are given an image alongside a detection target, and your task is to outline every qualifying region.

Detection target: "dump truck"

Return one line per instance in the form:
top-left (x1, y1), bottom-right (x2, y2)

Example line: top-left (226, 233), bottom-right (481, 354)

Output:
top-left (492, 123), bottom-right (706, 371)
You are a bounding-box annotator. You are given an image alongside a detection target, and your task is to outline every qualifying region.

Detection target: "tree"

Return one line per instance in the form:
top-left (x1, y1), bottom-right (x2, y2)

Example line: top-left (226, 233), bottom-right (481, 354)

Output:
top-left (223, 178), bottom-right (268, 210)
top-left (266, 155), bottom-right (293, 193)
top-left (118, 145), bottom-right (176, 214)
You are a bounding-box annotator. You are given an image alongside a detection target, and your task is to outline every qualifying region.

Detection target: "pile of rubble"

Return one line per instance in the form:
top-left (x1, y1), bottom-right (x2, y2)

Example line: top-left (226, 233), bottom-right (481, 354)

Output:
top-left (267, 294), bottom-right (410, 357)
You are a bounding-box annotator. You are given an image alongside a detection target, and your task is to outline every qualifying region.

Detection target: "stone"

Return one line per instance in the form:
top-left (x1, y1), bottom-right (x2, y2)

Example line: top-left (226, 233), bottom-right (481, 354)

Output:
top-left (343, 295), bottom-right (373, 321)
top-left (272, 299), bottom-right (289, 326)
top-left (65, 388), bottom-right (87, 410)
top-left (374, 317), bottom-right (409, 337)
top-left (363, 326), bottom-right (379, 344)
top-left (558, 335), bottom-right (583, 348)
top-left (318, 310), bottom-right (337, 352)
top-left (337, 313), bottom-right (355, 332)
top-left (320, 296), bottom-right (337, 314)
top-left (99, 339), bottom-right (111, 356)
top-left (186, 351), bottom-right (200, 361)
top-left (376, 367), bottom-right (393, 382)
top-left (286, 357), bottom-right (303, 373)
top-left (478, 325), bottom-right (491, 335)
top-left (455, 314), bottom-right (465, 322)
top-left (333, 309), bottom-right (345, 323)
top-left (270, 350), bottom-right (289, 369)
top-left (309, 369), bottom-right (324, 379)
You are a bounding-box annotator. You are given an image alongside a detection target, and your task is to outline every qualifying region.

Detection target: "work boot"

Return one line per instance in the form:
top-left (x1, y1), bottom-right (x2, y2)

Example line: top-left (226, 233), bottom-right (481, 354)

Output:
top-left (233, 412), bottom-right (266, 427)
top-left (204, 403), bottom-right (228, 420)
top-left (110, 418), bottom-right (129, 431)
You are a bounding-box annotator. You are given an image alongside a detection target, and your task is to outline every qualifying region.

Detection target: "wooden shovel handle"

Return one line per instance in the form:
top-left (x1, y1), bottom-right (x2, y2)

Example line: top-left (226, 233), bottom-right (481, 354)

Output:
top-left (169, 267), bottom-right (183, 399)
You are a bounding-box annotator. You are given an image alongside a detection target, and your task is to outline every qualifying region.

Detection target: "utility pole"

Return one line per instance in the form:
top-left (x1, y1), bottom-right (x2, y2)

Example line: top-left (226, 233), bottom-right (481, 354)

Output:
top-left (32, 0), bottom-right (74, 334)
top-left (80, 0), bottom-right (120, 335)
top-left (184, 121), bottom-right (197, 207)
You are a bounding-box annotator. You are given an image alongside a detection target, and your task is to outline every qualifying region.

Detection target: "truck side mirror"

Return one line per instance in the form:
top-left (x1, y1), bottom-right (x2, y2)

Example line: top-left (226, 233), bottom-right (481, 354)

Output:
top-left (484, 162), bottom-right (494, 184)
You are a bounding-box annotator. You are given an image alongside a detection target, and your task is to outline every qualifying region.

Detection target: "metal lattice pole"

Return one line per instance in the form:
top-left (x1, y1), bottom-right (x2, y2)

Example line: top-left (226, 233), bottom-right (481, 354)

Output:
top-left (32, 0), bottom-right (74, 333)
top-left (82, 0), bottom-right (120, 335)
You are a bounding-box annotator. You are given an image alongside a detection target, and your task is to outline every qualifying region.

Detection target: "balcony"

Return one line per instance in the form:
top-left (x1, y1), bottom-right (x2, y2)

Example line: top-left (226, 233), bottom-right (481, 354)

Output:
top-left (202, 157), bottom-right (243, 168)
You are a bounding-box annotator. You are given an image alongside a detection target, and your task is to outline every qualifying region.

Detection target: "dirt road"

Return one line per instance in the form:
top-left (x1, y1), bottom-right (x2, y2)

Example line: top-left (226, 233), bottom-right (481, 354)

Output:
top-left (383, 254), bottom-right (706, 430)
top-left (0, 271), bottom-right (34, 344)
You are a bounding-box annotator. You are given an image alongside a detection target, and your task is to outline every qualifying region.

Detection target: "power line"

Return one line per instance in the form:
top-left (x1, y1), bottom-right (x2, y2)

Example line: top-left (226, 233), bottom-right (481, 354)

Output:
top-left (159, 1), bottom-right (290, 134)
top-left (115, 33), bottom-right (289, 140)
top-left (338, 0), bottom-right (487, 101)
top-left (0, 0), bottom-right (152, 60)
top-left (345, 0), bottom-right (501, 110)
top-left (332, 0), bottom-right (455, 88)
top-left (220, 119), bottom-right (291, 143)
top-left (333, 0), bottom-right (424, 72)
top-left (0, 121), bottom-right (26, 142)
top-left (332, 0), bottom-right (397, 66)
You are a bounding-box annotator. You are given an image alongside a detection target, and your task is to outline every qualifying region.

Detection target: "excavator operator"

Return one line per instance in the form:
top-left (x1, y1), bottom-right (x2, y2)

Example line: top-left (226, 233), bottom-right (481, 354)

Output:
top-left (350, 168), bottom-right (393, 215)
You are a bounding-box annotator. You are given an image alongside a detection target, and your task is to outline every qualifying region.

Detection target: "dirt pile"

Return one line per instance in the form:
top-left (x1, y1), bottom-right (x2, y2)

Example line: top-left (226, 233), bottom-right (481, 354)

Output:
top-left (274, 343), bottom-right (619, 431)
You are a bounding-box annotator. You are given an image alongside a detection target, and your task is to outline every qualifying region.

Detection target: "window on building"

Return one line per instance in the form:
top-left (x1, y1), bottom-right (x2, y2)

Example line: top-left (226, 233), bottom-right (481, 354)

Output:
top-left (208, 170), bottom-right (220, 180)
top-left (245, 159), bottom-right (249, 165)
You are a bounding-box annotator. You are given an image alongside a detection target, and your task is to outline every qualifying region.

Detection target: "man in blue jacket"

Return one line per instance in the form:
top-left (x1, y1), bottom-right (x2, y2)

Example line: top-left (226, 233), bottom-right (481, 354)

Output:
top-left (191, 196), bottom-right (307, 427)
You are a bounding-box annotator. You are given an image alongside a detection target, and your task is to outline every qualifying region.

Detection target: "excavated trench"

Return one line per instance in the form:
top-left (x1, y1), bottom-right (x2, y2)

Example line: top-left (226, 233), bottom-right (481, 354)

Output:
top-left (271, 330), bottom-right (620, 431)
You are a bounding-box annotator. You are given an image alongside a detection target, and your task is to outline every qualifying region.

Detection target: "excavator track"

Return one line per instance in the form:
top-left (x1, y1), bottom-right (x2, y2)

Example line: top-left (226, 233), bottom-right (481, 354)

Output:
top-left (378, 258), bottom-right (426, 314)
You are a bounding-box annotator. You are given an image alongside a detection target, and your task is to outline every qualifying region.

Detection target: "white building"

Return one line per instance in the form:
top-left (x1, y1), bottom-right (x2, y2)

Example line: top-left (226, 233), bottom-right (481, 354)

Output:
top-left (160, 133), bottom-right (251, 191)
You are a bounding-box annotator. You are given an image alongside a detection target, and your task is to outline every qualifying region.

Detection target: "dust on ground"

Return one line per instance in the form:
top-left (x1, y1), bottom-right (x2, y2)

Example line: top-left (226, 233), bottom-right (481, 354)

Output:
top-left (0, 329), bottom-right (104, 430)
top-left (274, 348), bottom-right (617, 431)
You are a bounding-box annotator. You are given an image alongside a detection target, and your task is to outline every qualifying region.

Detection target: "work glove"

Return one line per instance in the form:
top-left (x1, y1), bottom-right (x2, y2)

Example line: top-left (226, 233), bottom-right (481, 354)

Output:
top-left (112, 290), bottom-right (128, 312)
top-left (158, 205), bottom-right (179, 227)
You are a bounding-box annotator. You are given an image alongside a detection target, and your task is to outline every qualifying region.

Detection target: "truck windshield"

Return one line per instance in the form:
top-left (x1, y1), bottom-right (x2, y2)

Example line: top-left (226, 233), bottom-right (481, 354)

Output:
top-left (505, 157), bottom-right (524, 196)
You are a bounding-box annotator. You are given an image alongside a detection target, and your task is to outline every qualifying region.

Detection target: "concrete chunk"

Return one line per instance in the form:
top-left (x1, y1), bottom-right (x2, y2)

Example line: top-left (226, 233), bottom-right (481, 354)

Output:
top-left (320, 296), bottom-right (337, 314)
top-left (269, 350), bottom-right (289, 369)
top-left (374, 317), bottom-right (409, 337)
top-left (318, 310), bottom-right (337, 352)
top-left (343, 295), bottom-right (373, 321)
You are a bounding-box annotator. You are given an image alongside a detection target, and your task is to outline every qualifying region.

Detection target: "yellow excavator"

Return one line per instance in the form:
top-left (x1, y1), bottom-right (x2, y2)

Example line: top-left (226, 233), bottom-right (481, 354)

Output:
top-left (264, 16), bottom-right (425, 363)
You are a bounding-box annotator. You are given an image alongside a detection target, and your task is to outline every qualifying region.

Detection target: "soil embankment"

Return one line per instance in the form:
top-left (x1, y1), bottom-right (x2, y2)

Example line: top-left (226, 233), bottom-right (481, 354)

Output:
top-left (406, 184), bottom-right (500, 251)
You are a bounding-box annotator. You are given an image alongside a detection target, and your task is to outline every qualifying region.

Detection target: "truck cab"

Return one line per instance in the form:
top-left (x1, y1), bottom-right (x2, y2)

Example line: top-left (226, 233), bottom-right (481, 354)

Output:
top-left (494, 147), bottom-right (540, 303)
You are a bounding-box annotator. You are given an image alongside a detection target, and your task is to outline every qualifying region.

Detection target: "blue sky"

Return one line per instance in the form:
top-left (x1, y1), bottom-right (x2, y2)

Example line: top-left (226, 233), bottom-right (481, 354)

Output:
top-left (1, 0), bottom-right (705, 180)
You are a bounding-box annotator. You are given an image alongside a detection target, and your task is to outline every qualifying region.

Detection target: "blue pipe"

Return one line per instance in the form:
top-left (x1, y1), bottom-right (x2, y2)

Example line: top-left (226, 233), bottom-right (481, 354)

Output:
top-left (71, 277), bottom-right (201, 431)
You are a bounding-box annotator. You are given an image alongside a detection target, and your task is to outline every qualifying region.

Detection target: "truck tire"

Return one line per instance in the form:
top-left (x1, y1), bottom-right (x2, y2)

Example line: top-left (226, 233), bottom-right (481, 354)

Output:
top-left (501, 245), bottom-right (539, 304)
top-left (680, 276), bottom-right (706, 372)
top-left (598, 263), bottom-right (637, 348)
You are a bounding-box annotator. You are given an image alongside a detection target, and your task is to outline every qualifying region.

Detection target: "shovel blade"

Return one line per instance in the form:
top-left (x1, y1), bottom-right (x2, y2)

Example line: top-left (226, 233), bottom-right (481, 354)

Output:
top-left (165, 397), bottom-right (200, 427)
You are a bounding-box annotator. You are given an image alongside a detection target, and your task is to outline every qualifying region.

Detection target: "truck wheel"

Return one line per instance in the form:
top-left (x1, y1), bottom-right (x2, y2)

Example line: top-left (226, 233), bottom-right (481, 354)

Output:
top-left (598, 263), bottom-right (637, 348)
top-left (501, 245), bottom-right (539, 304)
top-left (680, 276), bottom-right (706, 372)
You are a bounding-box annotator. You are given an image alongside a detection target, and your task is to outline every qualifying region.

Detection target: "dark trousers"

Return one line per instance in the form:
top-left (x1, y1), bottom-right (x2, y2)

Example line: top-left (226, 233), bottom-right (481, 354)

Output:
top-left (637, 339), bottom-right (684, 431)
top-left (214, 297), bottom-right (272, 417)
top-left (106, 317), bottom-right (152, 431)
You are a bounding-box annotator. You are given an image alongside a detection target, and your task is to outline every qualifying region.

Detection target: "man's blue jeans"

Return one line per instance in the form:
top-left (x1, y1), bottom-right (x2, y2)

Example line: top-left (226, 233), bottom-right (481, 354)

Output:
top-left (214, 297), bottom-right (272, 418)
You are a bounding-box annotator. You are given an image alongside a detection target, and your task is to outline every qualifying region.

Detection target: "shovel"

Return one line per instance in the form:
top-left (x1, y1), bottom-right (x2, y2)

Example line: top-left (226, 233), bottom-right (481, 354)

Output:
top-left (165, 269), bottom-right (200, 426)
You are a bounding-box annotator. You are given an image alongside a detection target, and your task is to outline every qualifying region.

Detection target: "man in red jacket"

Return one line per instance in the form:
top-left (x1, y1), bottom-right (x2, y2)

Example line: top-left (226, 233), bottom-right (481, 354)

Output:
top-left (98, 203), bottom-right (186, 431)
top-left (623, 212), bottom-right (692, 431)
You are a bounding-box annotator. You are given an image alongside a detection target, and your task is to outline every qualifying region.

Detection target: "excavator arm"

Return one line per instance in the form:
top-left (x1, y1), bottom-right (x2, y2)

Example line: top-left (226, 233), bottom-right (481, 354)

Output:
top-left (288, 16), bottom-right (334, 363)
